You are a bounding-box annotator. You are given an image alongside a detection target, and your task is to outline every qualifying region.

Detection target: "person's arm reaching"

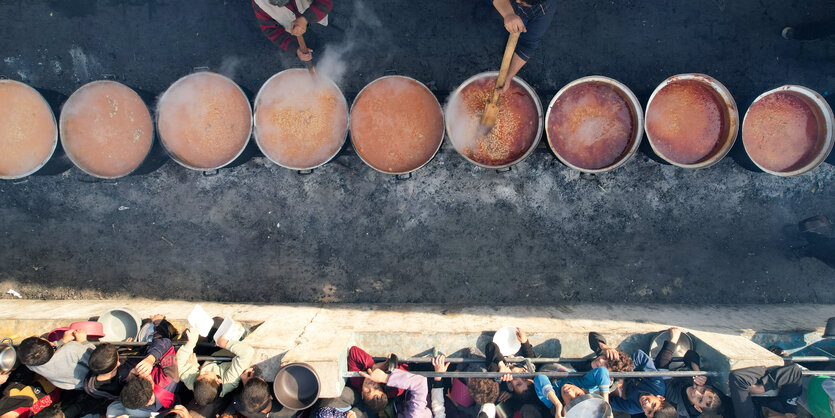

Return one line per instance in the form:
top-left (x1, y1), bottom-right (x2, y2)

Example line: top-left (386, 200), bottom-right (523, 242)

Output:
top-left (492, 0), bottom-right (526, 33)
top-left (654, 328), bottom-right (682, 369)
top-left (221, 339), bottom-right (255, 391)
top-left (175, 328), bottom-right (199, 388)
top-left (251, 0), bottom-right (297, 52)
top-left (363, 369), bottom-right (429, 418)
top-left (534, 375), bottom-right (556, 408)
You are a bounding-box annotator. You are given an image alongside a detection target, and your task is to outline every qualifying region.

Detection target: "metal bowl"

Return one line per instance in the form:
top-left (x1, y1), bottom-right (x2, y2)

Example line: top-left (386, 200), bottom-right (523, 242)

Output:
top-left (446, 71), bottom-right (544, 170)
top-left (546, 76), bottom-right (643, 173)
top-left (274, 362), bottom-right (320, 410)
top-left (565, 393), bottom-right (612, 418)
top-left (0, 79), bottom-right (58, 180)
top-left (645, 73), bottom-right (739, 169)
top-left (253, 68), bottom-right (349, 171)
top-left (742, 85), bottom-right (834, 177)
top-left (156, 71), bottom-right (252, 171)
top-left (649, 329), bottom-right (694, 370)
top-left (349, 75), bottom-right (445, 176)
top-left (0, 338), bottom-right (16, 373)
top-left (99, 307), bottom-right (142, 342)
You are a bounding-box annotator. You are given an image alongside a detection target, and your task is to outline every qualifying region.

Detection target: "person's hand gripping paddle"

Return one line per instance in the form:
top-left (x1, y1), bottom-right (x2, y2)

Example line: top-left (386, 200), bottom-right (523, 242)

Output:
top-left (296, 34), bottom-right (317, 77)
top-left (479, 32), bottom-right (520, 133)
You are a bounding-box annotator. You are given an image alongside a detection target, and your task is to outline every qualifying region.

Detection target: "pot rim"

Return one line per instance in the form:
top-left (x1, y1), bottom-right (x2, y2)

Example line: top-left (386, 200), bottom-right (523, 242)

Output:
top-left (545, 75), bottom-right (644, 173)
top-left (445, 71), bottom-right (544, 170)
top-left (644, 73), bottom-right (739, 169)
top-left (156, 71), bottom-right (252, 172)
top-left (253, 68), bottom-right (349, 171)
top-left (742, 85), bottom-right (835, 177)
top-left (274, 362), bottom-right (321, 410)
top-left (0, 79), bottom-right (59, 180)
top-left (349, 75), bottom-right (445, 175)
top-left (59, 80), bottom-right (155, 179)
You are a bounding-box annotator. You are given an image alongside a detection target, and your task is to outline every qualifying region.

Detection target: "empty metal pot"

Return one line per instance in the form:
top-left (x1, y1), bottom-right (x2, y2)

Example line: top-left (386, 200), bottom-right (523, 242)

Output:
top-left (274, 363), bottom-right (320, 410)
top-left (564, 393), bottom-right (612, 418)
top-left (0, 338), bottom-right (16, 373)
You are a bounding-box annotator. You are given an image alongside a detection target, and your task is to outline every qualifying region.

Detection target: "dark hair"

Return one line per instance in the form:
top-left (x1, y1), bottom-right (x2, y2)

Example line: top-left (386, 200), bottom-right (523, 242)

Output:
top-left (514, 385), bottom-right (537, 403)
top-left (468, 378), bottom-right (499, 404)
top-left (18, 337), bottom-right (54, 367)
top-left (36, 404), bottom-right (64, 418)
top-left (193, 376), bottom-right (221, 406)
top-left (652, 401), bottom-right (677, 418)
top-left (518, 404), bottom-right (542, 418)
top-left (89, 343), bottom-right (119, 375)
top-left (608, 350), bottom-right (634, 372)
top-left (699, 386), bottom-right (724, 415)
top-left (241, 378), bottom-right (271, 414)
top-left (362, 392), bottom-right (387, 413)
top-left (121, 376), bottom-right (154, 409)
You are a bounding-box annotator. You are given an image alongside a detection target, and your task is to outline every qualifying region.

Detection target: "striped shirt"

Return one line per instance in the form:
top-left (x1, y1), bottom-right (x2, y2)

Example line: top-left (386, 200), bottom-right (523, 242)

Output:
top-left (252, 0), bottom-right (333, 51)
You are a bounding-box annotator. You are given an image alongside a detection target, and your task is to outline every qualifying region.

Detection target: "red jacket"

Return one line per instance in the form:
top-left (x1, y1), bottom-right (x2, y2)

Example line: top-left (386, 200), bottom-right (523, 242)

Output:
top-left (251, 0), bottom-right (333, 51)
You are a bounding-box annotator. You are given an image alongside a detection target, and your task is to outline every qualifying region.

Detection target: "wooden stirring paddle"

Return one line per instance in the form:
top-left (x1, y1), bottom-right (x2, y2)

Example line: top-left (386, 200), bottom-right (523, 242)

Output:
top-left (479, 32), bottom-right (521, 131)
top-left (296, 34), bottom-right (318, 77)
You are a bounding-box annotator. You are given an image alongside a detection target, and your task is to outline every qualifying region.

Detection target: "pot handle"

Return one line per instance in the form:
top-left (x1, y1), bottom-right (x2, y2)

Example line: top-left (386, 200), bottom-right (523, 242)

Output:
top-left (202, 169), bottom-right (220, 177)
top-left (495, 167), bottom-right (511, 174)
top-left (297, 169), bottom-right (314, 175)
top-left (101, 74), bottom-right (116, 81)
top-left (0, 338), bottom-right (12, 345)
top-left (395, 172), bottom-right (412, 181)
top-left (193, 66), bottom-right (210, 73)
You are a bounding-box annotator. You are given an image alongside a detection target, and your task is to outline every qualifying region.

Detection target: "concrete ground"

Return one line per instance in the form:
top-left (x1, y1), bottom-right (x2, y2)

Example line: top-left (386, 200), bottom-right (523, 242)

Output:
top-left (1, 1), bottom-right (834, 304)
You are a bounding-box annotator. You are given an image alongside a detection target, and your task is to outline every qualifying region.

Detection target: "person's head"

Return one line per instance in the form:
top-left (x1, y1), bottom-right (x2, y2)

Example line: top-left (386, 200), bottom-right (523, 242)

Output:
top-left (37, 405), bottom-right (65, 418)
top-left (193, 371), bottom-right (222, 406)
top-left (121, 374), bottom-right (155, 409)
top-left (18, 337), bottom-right (54, 367)
top-left (517, 404), bottom-right (543, 418)
top-left (686, 384), bottom-right (723, 414)
top-left (361, 377), bottom-right (387, 413)
top-left (468, 378), bottom-right (500, 404)
top-left (591, 350), bottom-right (634, 372)
top-left (163, 405), bottom-right (191, 418)
top-left (89, 343), bottom-right (119, 375)
top-left (505, 366), bottom-right (535, 400)
top-left (639, 393), bottom-right (676, 417)
top-left (241, 377), bottom-right (272, 414)
top-left (559, 383), bottom-right (587, 404)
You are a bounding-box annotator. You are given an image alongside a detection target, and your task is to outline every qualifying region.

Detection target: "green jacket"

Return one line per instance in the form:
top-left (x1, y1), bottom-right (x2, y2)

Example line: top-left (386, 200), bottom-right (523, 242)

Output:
top-left (176, 339), bottom-right (255, 397)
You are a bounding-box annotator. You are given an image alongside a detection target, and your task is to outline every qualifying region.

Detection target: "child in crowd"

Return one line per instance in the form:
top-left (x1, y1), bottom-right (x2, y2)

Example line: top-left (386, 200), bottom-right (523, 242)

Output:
top-left (640, 327), bottom-right (725, 417)
top-left (85, 315), bottom-right (177, 402)
top-left (18, 330), bottom-right (94, 391)
top-left (533, 366), bottom-right (612, 417)
top-left (176, 326), bottom-right (254, 408)
top-left (729, 363), bottom-right (803, 418)
top-left (106, 318), bottom-right (179, 418)
top-left (358, 368), bottom-right (430, 418)
top-left (346, 346), bottom-right (409, 414)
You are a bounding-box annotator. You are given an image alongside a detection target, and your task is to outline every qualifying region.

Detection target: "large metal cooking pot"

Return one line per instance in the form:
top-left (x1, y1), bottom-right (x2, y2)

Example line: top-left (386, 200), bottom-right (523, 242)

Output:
top-left (564, 393), bottom-right (612, 418)
top-left (253, 68), bottom-right (349, 172)
top-left (648, 329), bottom-right (694, 371)
top-left (644, 73), bottom-right (738, 169)
top-left (1, 338), bottom-right (17, 373)
top-left (545, 76), bottom-right (643, 173)
top-left (156, 71), bottom-right (252, 172)
top-left (742, 85), bottom-right (834, 177)
top-left (349, 75), bottom-right (445, 176)
top-left (0, 79), bottom-right (59, 180)
top-left (446, 71), bottom-right (543, 170)
top-left (274, 362), bottom-right (320, 410)
top-left (60, 80), bottom-right (155, 179)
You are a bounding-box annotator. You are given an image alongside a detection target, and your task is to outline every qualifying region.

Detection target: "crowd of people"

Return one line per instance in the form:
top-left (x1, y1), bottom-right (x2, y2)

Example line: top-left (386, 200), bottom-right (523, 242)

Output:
top-left (2, 318), bottom-right (834, 418)
top-left (0, 312), bottom-right (833, 418)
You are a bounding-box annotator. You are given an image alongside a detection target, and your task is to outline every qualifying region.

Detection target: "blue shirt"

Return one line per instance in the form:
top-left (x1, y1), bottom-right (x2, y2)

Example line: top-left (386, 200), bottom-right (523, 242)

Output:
top-left (534, 367), bottom-right (612, 408)
top-left (610, 350), bottom-right (666, 414)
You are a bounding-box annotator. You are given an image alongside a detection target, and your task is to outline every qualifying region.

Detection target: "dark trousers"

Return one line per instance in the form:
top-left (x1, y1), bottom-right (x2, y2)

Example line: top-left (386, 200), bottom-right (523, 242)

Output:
top-left (729, 364), bottom-right (802, 418)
